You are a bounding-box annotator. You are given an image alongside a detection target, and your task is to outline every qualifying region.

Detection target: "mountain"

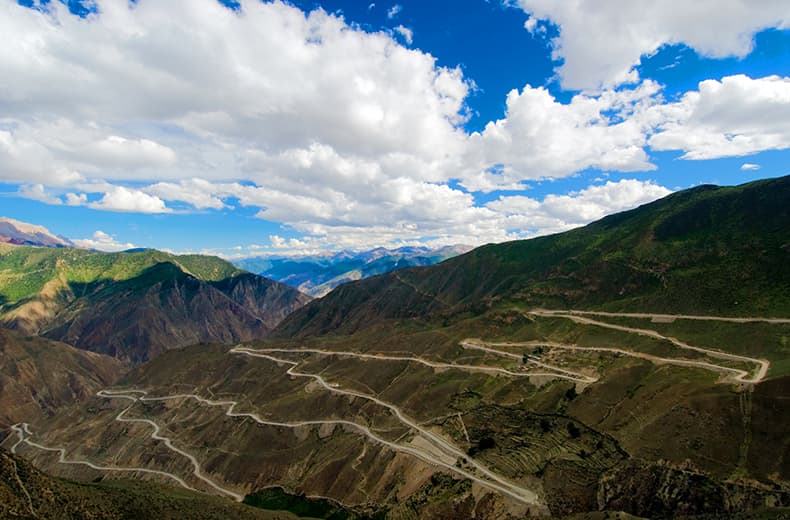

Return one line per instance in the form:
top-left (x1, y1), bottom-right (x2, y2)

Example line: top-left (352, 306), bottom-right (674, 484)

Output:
top-left (0, 448), bottom-right (293, 520)
top-left (0, 217), bottom-right (73, 248)
top-left (235, 245), bottom-right (471, 298)
top-left (4, 178), bottom-right (789, 519)
top-left (0, 245), bottom-right (310, 364)
top-left (276, 176), bottom-right (790, 338)
top-left (0, 328), bottom-right (123, 428)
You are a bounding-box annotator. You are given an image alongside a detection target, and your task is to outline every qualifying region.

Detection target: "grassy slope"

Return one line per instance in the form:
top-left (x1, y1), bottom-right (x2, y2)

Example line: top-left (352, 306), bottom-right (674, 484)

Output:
top-left (0, 245), bottom-right (310, 363)
top-left (0, 448), bottom-right (295, 520)
top-left (0, 245), bottom-right (242, 305)
top-left (276, 176), bottom-right (790, 338)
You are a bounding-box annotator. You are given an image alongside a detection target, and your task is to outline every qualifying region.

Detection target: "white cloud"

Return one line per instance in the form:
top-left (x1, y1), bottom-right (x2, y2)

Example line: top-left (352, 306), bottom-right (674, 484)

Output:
top-left (65, 192), bottom-right (88, 206)
top-left (0, 2), bottom-right (783, 250)
top-left (387, 4), bottom-right (402, 19)
top-left (514, 0), bottom-right (789, 90)
top-left (82, 135), bottom-right (177, 169)
top-left (394, 25), bottom-right (413, 44)
top-left (740, 163), bottom-right (761, 171)
top-left (72, 230), bottom-right (136, 252)
top-left (146, 179), bottom-right (228, 210)
top-left (488, 179), bottom-right (672, 235)
top-left (462, 80), bottom-right (661, 191)
top-left (0, 0), bottom-right (469, 190)
top-left (649, 75), bottom-right (790, 159)
top-left (18, 184), bottom-right (63, 205)
top-left (88, 186), bottom-right (170, 213)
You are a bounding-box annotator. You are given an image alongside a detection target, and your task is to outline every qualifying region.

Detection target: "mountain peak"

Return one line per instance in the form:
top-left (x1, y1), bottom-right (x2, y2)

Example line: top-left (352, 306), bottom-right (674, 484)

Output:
top-left (0, 217), bottom-right (73, 248)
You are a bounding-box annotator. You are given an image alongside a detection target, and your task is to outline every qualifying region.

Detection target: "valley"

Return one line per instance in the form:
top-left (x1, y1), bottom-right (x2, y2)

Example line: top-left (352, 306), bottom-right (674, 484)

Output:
top-left (1, 177), bottom-right (789, 518)
top-left (5, 307), bottom-right (789, 518)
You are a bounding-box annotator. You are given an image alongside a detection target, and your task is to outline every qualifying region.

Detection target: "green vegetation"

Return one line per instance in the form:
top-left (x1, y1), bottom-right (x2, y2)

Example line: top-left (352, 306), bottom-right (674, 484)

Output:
top-left (584, 314), bottom-right (790, 377)
top-left (277, 176), bottom-right (790, 338)
top-left (0, 243), bottom-right (243, 306)
top-left (244, 487), bottom-right (379, 519)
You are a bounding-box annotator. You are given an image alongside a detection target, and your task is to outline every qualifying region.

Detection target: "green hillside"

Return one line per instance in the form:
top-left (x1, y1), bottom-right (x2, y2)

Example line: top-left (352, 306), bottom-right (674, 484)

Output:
top-left (0, 245), bottom-right (242, 305)
top-left (0, 245), bottom-right (309, 364)
top-left (276, 176), bottom-right (790, 338)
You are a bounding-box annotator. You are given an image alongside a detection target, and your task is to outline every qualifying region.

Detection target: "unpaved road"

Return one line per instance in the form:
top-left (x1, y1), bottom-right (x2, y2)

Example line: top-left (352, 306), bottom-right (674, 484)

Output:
top-left (9, 422), bottom-right (199, 494)
top-left (248, 346), bottom-right (582, 380)
top-left (97, 390), bottom-right (245, 501)
top-left (528, 310), bottom-right (770, 383)
top-left (230, 347), bottom-right (541, 506)
top-left (459, 341), bottom-right (597, 383)
top-left (535, 309), bottom-right (790, 324)
top-left (10, 352), bottom-right (543, 507)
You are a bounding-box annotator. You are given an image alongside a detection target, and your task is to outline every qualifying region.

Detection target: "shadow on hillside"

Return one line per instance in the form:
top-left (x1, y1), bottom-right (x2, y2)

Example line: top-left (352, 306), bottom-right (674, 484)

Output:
top-left (64, 261), bottom-right (193, 301)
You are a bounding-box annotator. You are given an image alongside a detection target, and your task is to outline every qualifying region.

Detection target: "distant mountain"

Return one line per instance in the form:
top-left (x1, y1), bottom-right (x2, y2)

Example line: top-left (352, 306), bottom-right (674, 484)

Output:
top-left (0, 217), bottom-right (73, 248)
top-left (276, 176), bottom-right (790, 338)
top-left (235, 245), bottom-right (472, 298)
top-left (0, 328), bottom-right (123, 428)
top-left (0, 245), bottom-right (310, 364)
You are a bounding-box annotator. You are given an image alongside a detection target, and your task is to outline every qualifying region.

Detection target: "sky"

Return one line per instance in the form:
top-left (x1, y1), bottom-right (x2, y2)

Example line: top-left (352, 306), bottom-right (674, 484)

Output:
top-left (1, 0), bottom-right (788, 257)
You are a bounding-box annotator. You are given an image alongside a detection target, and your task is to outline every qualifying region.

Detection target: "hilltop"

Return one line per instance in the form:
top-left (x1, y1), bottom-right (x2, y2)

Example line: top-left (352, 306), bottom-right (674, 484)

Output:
top-left (0, 245), bottom-right (310, 364)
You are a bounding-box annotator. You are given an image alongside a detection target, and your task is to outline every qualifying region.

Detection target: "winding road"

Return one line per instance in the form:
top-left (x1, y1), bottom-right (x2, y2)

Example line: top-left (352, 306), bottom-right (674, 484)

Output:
top-left (459, 341), bottom-right (598, 383)
top-left (529, 310), bottom-right (770, 383)
top-left (9, 346), bottom-right (545, 507)
top-left (9, 422), bottom-right (200, 494)
top-left (246, 346), bottom-right (584, 380)
top-left (10, 307), bottom-right (777, 509)
top-left (96, 390), bottom-right (245, 501)
top-left (230, 347), bottom-right (541, 505)
top-left (535, 309), bottom-right (790, 324)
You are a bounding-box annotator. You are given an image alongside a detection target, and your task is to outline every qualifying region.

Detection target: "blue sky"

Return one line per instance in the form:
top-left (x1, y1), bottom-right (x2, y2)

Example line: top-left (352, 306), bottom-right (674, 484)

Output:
top-left (1, 0), bottom-right (788, 256)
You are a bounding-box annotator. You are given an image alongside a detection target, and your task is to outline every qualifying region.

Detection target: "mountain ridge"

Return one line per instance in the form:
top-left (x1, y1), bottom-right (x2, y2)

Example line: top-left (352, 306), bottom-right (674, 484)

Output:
top-left (236, 244), bottom-right (472, 297)
top-left (275, 176), bottom-right (790, 338)
top-left (0, 217), bottom-right (73, 248)
top-left (0, 244), bottom-right (310, 364)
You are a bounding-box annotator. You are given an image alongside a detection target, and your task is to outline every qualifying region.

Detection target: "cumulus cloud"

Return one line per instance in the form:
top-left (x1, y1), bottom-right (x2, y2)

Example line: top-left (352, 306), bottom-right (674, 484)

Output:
top-left (649, 75), bottom-right (790, 159)
top-left (146, 179), bottom-right (228, 210)
top-left (88, 186), bottom-right (170, 213)
top-left (18, 184), bottom-right (63, 205)
top-left (73, 230), bottom-right (137, 252)
top-left (462, 80), bottom-right (661, 191)
top-left (488, 179), bottom-right (673, 235)
top-left (0, 1), bottom-right (783, 250)
top-left (387, 4), bottom-right (402, 19)
top-left (514, 0), bottom-right (789, 90)
top-left (0, 0), bottom-right (469, 192)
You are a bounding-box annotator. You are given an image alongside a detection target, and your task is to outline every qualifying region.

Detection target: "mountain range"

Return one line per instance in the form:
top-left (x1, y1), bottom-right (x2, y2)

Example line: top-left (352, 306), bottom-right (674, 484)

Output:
top-left (1, 176), bottom-right (789, 519)
top-left (235, 245), bottom-right (471, 298)
top-left (0, 245), bottom-right (310, 363)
